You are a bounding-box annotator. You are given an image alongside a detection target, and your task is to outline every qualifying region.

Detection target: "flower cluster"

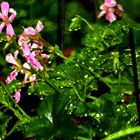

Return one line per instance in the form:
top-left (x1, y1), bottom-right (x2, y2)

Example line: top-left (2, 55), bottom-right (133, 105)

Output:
top-left (98, 0), bottom-right (123, 23)
top-left (18, 21), bottom-right (49, 71)
top-left (5, 21), bottom-right (50, 102)
top-left (0, 1), bottom-right (50, 103)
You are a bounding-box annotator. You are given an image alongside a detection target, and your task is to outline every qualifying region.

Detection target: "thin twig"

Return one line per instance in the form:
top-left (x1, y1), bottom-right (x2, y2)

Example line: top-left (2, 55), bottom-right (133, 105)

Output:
top-left (129, 28), bottom-right (140, 125)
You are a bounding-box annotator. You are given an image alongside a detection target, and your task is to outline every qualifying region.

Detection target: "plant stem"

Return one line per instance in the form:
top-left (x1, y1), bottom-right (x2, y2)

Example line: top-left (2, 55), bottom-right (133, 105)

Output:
top-left (72, 85), bottom-right (84, 102)
top-left (36, 71), bottom-right (62, 94)
top-left (129, 28), bottom-right (140, 125)
top-left (1, 82), bottom-right (30, 120)
top-left (57, 0), bottom-right (65, 50)
top-left (103, 126), bottom-right (140, 140)
top-left (77, 136), bottom-right (91, 140)
top-left (77, 15), bottom-right (94, 30)
top-left (6, 122), bottom-right (20, 137)
top-left (87, 95), bottom-right (102, 101)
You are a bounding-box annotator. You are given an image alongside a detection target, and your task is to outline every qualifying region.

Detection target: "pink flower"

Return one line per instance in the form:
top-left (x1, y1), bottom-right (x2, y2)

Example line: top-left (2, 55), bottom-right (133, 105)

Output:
top-left (24, 20), bottom-right (44, 35)
top-left (20, 42), bottom-right (44, 70)
top-left (18, 35), bottom-right (29, 47)
top-left (105, 9), bottom-right (117, 23)
top-left (5, 70), bottom-right (18, 84)
top-left (31, 43), bottom-right (43, 56)
top-left (21, 42), bottom-right (31, 57)
top-left (26, 53), bottom-right (43, 70)
top-left (98, 0), bottom-right (123, 23)
top-left (17, 21), bottom-right (49, 71)
top-left (6, 52), bottom-right (19, 66)
top-left (14, 90), bottom-right (21, 103)
top-left (0, 2), bottom-right (16, 37)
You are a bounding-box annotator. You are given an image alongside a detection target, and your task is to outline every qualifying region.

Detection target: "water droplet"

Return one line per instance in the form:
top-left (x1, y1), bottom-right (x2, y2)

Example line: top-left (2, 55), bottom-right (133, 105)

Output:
top-left (57, 71), bottom-right (60, 74)
top-left (89, 67), bottom-right (93, 71)
top-left (40, 97), bottom-right (44, 100)
top-left (96, 114), bottom-right (100, 118)
top-left (76, 80), bottom-right (80, 83)
top-left (104, 131), bottom-right (108, 136)
top-left (69, 29), bottom-right (72, 32)
top-left (68, 82), bottom-right (72, 86)
top-left (48, 61), bottom-right (52, 64)
top-left (117, 108), bottom-right (120, 112)
top-left (82, 62), bottom-right (85, 65)
top-left (56, 77), bottom-right (61, 80)
top-left (84, 113), bottom-right (88, 117)
top-left (69, 96), bottom-right (72, 99)
top-left (51, 68), bottom-right (54, 71)
top-left (45, 113), bottom-right (53, 123)
top-left (84, 74), bottom-right (88, 79)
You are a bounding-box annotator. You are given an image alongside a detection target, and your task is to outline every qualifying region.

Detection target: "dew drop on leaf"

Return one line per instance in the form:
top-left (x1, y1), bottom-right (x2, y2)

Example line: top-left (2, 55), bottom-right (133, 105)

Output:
top-left (84, 113), bottom-right (88, 117)
top-left (84, 74), bottom-right (88, 79)
top-left (56, 77), bottom-right (61, 80)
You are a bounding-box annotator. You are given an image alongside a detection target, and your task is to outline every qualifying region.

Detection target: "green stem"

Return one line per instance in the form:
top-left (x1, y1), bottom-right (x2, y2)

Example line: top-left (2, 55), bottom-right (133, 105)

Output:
top-left (72, 85), bottom-right (84, 102)
top-left (1, 82), bottom-right (30, 120)
top-left (78, 64), bottom-right (113, 90)
top-left (77, 15), bottom-right (94, 30)
top-left (36, 71), bottom-right (61, 94)
top-left (103, 126), bottom-right (140, 140)
top-left (87, 95), bottom-right (101, 101)
top-left (77, 136), bottom-right (91, 140)
top-left (6, 121), bottom-right (20, 137)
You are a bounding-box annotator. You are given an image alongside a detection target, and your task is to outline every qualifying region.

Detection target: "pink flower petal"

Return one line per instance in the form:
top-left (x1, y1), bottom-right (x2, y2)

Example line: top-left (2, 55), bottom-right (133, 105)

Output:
top-left (1, 1), bottom-right (9, 18)
top-left (106, 10), bottom-right (117, 23)
top-left (14, 90), bottom-right (21, 103)
top-left (98, 10), bottom-right (106, 18)
top-left (23, 73), bottom-right (29, 82)
top-left (116, 4), bottom-right (123, 11)
top-left (24, 27), bottom-right (36, 35)
top-left (6, 53), bottom-right (18, 66)
top-left (14, 50), bottom-right (19, 59)
top-left (29, 74), bottom-right (36, 81)
top-left (31, 43), bottom-right (43, 49)
top-left (8, 8), bottom-right (17, 21)
top-left (105, 0), bottom-right (116, 7)
top-left (0, 22), bottom-right (5, 32)
top-left (0, 12), bottom-right (3, 18)
top-left (23, 62), bottom-right (31, 70)
top-left (36, 20), bottom-right (44, 32)
top-left (29, 74), bottom-right (36, 86)
top-left (41, 54), bottom-right (50, 59)
top-left (6, 23), bottom-right (15, 37)
top-left (18, 35), bottom-right (29, 46)
top-left (26, 53), bottom-right (43, 70)
top-left (100, 4), bottom-right (108, 10)
top-left (5, 70), bottom-right (18, 84)
top-left (21, 43), bottom-right (31, 57)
